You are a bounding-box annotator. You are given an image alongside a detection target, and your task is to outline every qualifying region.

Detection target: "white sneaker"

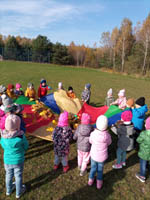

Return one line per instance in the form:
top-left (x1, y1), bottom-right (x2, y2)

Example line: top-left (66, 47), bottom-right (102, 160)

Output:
top-left (6, 182), bottom-right (16, 196)
top-left (16, 185), bottom-right (26, 199)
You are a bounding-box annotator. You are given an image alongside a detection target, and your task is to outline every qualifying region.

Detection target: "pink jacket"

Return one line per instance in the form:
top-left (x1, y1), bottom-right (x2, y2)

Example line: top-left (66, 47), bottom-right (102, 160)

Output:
top-left (89, 129), bottom-right (112, 162)
top-left (0, 109), bottom-right (7, 130)
top-left (113, 97), bottom-right (126, 109)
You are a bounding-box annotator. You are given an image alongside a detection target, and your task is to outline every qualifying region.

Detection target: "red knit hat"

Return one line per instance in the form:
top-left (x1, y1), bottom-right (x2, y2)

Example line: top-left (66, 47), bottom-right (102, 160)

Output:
top-left (8, 84), bottom-right (14, 90)
top-left (121, 110), bottom-right (132, 122)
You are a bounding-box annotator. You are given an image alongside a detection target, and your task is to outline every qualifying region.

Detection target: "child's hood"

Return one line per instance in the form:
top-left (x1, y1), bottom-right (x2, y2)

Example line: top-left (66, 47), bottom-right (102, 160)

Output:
top-left (78, 124), bottom-right (93, 136)
top-left (92, 128), bottom-right (109, 142)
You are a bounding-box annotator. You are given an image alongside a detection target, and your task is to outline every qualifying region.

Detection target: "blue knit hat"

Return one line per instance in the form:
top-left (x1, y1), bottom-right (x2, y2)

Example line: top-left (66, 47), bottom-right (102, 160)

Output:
top-left (85, 83), bottom-right (91, 90)
top-left (40, 79), bottom-right (46, 84)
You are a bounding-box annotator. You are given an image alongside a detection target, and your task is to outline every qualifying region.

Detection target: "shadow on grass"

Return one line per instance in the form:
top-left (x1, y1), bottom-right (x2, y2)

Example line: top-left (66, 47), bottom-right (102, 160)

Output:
top-left (62, 168), bottom-right (126, 200)
top-left (25, 157), bottom-right (77, 193)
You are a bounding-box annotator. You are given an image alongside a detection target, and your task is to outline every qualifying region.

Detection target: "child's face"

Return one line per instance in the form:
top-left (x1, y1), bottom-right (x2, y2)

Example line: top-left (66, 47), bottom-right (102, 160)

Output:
top-left (42, 82), bottom-right (46, 87)
top-left (29, 86), bottom-right (33, 90)
top-left (69, 90), bottom-right (73, 93)
top-left (135, 104), bottom-right (141, 108)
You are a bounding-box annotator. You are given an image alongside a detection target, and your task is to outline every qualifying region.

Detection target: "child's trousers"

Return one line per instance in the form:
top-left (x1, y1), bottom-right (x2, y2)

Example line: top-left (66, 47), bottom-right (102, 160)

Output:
top-left (78, 150), bottom-right (90, 171)
top-left (4, 163), bottom-right (24, 197)
top-left (117, 147), bottom-right (126, 164)
top-left (54, 154), bottom-right (68, 166)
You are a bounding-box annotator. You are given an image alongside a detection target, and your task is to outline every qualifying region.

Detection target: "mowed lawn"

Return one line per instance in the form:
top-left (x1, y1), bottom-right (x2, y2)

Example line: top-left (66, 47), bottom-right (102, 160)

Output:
top-left (0, 61), bottom-right (150, 200)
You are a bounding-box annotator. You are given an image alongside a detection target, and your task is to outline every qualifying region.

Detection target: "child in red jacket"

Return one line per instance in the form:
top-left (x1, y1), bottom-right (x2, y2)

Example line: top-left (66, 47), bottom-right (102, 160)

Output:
top-left (38, 79), bottom-right (51, 98)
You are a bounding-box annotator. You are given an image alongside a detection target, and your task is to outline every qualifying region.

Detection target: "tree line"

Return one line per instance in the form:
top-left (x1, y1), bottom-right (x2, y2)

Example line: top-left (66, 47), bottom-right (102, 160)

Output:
top-left (0, 14), bottom-right (150, 75)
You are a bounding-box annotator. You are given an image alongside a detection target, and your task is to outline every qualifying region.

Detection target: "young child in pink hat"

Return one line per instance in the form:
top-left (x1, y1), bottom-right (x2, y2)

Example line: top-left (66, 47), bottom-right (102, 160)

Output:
top-left (111, 89), bottom-right (127, 109)
top-left (135, 117), bottom-right (150, 183)
top-left (52, 111), bottom-right (73, 173)
top-left (15, 83), bottom-right (24, 97)
top-left (111, 110), bottom-right (135, 169)
top-left (73, 113), bottom-right (93, 176)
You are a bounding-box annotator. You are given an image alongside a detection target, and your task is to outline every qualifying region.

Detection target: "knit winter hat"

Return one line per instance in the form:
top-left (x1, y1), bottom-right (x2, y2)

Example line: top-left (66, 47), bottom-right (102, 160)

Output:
top-left (5, 114), bottom-right (21, 134)
top-left (145, 117), bottom-right (150, 130)
top-left (0, 85), bottom-right (6, 94)
top-left (135, 97), bottom-right (145, 107)
top-left (1, 94), bottom-right (13, 108)
top-left (16, 83), bottom-right (22, 90)
top-left (121, 110), bottom-right (132, 122)
top-left (28, 83), bottom-right (34, 88)
top-left (81, 113), bottom-right (91, 125)
top-left (8, 84), bottom-right (14, 90)
top-left (58, 111), bottom-right (69, 127)
top-left (85, 83), bottom-right (91, 90)
top-left (107, 88), bottom-right (113, 97)
top-left (126, 98), bottom-right (135, 108)
top-left (40, 79), bottom-right (46, 84)
top-left (68, 86), bottom-right (73, 91)
top-left (96, 115), bottom-right (108, 131)
top-left (118, 89), bottom-right (125, 97)
top-left (58, 82), bottom-right (63, 89)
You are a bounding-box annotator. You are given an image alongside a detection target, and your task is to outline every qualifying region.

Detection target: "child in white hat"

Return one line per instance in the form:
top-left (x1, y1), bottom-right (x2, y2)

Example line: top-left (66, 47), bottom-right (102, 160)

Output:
top-left (104, 88), bottom-right (114, 107)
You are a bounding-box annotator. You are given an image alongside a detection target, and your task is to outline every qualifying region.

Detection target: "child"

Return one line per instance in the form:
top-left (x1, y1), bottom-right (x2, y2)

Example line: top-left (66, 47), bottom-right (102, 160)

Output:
top-left (126, 98), bottom-right (134, 109)
top-left (7, 84), bottom-right (16, 99)
top-left (104, 88), bottom-right (114, 107)
top-left (38, 79), bottom-right (51, 98)
top-left (88, 115), bottom-right (112, 189)
top-left (25, 83), bottom-right (36, 101)
top-left (53, 111), bottom-right (73, 173)
top-left (132, 97), bottom-right (148, 137)
top-left (111, 110), bottom-right (135, 169)
top-left (81, 83), bottom-right (91, 104)
top-left (67, 86), bottom-right (76, 99)
top-left (111, 89), bottom-right (126, 110)
top-left (1, 105), bottom-right (24, 138)
top-left (1, 94), bottom-right (13, 111)
top-left (58, 82), bottom-right (64, 90)
top-left (73, 113), bottom-right (93, 176)
top-left (135, 117), bottom-right (150, 183)
top-left (0, 106), bottom-right (28, 198)
top-left (15, 83), bottom-right (24, 96)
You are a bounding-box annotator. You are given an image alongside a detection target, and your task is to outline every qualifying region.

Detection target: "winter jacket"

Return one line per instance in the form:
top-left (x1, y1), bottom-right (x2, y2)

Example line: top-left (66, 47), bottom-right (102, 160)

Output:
top-left (137, 130), bottom-right (150, 160)
top-left (14, 89), bottom-right (24, 97)
top-left (38, 84), bottom-right (50, 98)
top-left (73, 124), bottom-right (93, 152)
top-left (7, 89), bottom-right (16, 99)
top-left (111, 123), bottom-right (135, 151)
top-left (81, 89), bottom-right (91, 103)
top-left (0, 135), bottom-right (29, 165)
top-left (53, 126), bottom-right (73, 157)
top-left (112, 97), bottom-right (126, 109)
top-left (132, 105), bottom-right (148, 131)
top-left (89, 129), bottom-right (112, 162)
top-left (25, 88), bottom-right (36, 99)
top-left (105, 96), bottom-right (114, 107)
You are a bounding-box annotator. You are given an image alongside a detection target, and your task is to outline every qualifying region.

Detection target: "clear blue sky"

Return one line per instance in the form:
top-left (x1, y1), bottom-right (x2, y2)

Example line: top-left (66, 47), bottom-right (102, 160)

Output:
top-left (0, 0), bottom-right (150, 46)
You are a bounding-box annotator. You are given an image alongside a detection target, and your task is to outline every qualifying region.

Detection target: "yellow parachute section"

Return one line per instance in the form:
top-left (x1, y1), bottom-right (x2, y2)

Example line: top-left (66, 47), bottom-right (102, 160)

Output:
top-left (54, 89), bottom-right (81, 114)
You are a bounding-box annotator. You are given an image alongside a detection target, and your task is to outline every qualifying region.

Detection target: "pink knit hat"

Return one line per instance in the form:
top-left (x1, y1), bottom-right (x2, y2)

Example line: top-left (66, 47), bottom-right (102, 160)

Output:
top-left (118, 89), bottom-right (125, 97)
top-left (121, 110), bottom-right (132, 122)
top-left (145, 117), bottom-right (150, 130)
top-left (58, 111), bottom-right (69, 127)
top-left (16, 83), bottom-right (22, 90)
top-left (81, 113), bottom-right (90, 125)
top-left (5, 114), bottom-right (21, 134)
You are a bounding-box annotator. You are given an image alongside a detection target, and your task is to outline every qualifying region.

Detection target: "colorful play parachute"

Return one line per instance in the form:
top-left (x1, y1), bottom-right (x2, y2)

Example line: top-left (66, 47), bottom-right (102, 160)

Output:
top-left (41, 89), bottom-right (81, 115)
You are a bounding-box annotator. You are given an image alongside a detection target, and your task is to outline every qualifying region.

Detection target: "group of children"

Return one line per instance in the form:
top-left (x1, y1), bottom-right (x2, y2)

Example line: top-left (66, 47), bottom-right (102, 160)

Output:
top-left (0, 83), bottom-right (150, 198)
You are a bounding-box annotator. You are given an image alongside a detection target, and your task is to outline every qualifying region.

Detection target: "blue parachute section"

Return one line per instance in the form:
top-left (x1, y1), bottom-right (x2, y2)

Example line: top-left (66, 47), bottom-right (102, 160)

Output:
top-left (40, 93), bottom-right (61, 114)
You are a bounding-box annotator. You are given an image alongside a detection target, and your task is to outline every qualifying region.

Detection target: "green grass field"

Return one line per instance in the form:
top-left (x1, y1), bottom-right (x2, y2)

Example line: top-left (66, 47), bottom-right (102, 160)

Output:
top-left (0, 61), bottom-right (150, 200)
